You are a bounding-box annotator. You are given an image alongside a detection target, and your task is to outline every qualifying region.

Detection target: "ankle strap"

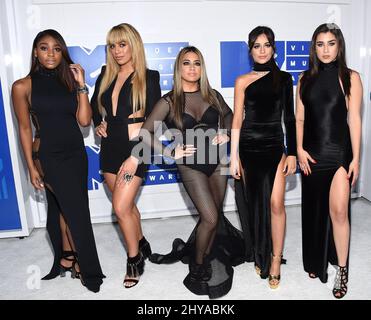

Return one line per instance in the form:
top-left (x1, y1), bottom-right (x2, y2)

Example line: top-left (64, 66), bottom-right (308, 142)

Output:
top-left (127, 252), bottom-right (143, 264)
top-left (62, 251), bottom-right (76, 257)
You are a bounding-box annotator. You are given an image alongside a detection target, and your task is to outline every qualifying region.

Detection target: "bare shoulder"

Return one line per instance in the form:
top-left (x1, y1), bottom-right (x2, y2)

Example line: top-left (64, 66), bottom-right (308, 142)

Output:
top-left (12, 76), bottom-right (31, 94)
top-left (235, 72), bottom-right (254, 89)
top-left (350, 69), bottom-right (361, 83)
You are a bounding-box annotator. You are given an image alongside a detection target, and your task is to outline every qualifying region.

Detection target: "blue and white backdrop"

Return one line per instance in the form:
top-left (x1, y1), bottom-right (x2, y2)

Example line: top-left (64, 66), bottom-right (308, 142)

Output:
top-left (0, 0), bottom-right (369, 235)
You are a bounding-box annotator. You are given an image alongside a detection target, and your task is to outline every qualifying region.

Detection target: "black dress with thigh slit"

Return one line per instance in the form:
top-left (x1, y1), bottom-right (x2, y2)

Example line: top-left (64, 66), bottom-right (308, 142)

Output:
top-left (30, 68), bottom-right (105, 292)
top-left (236, 59), bottom-right (296, 279)
top-left (301, 60), bottom-right (352, 283)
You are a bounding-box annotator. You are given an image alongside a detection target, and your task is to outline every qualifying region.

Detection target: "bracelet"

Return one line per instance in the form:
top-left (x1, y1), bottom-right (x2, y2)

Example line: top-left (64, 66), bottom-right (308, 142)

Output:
top-left (77, 84), bottom-right (89, 94)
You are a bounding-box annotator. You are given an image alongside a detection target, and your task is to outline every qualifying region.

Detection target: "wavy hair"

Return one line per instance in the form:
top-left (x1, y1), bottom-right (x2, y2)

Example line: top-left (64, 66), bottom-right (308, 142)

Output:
top-left (170, 46), bottom-right (222, 130)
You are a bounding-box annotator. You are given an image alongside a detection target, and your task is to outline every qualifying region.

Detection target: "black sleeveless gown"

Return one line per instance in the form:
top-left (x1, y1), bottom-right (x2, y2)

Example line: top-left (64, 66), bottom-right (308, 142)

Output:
top-left (236, 60), bottom-right (297, 279)
top-left (301, 61), bottom-right (352, 283)
top-left (30, 68), bottom-right (105, 292)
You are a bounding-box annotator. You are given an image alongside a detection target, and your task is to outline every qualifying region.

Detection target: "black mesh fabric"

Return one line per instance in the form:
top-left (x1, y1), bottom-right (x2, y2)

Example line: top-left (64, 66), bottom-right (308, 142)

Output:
top-left (140, 90), bottom-right (245, 298)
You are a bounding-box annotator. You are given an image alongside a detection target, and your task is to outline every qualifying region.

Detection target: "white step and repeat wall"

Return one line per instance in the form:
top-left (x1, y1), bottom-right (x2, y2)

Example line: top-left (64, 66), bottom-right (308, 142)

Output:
top-left (0, 0), bottom-right (369, 231)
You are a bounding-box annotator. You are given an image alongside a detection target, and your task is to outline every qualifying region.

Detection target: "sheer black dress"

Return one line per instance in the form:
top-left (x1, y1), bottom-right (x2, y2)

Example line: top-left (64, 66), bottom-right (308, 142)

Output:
top-left (139, 90), bottom-right (245, 298)
top-left (91, 66), bottom-right (161, 177)
top-left (30, 68), bottom-right (105, 292)
top-left (301, 61), bottom-right (352, 283)
top-left (236, 59), bottom-right (297, 279)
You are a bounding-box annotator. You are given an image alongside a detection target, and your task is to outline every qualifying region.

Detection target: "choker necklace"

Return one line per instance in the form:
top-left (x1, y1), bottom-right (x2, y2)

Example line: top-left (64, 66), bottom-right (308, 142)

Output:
top-left (253, 58), bottom-right (275, 73)
top-left (252, 70), bottom-right (270, 76)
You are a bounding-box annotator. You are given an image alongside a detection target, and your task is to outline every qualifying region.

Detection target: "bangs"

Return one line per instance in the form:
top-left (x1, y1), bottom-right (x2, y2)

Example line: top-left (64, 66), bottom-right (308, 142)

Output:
top-left (107, 27), bottom-right (128, 45)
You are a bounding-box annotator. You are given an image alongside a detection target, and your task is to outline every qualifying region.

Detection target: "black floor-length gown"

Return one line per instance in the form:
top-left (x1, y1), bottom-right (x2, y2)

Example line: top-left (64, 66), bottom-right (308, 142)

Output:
top-left (30, 68), bottom-right (105, 292)
top-left (140, 90), bottom-right (245, 298)
top-left (301, 61), bottom-right (352, 283)
top-left (236, 60), bottom-right (296, 279)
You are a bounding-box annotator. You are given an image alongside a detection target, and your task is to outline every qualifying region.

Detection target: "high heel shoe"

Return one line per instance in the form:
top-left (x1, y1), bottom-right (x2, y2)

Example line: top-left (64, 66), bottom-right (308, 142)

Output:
top-left (183, 259), bottom-right (211, 296)
top-left (268, 253), bottom-right (282, 289)
top-left (333, 266), bottom-right (348, 299)
top-left (255, 265), bottom-right (262, 276)
top-left (71, 257), bottom-right (82, 281)
top-left (139, 236), bottom-right (152, 260)
top-left (189, 263), bottom-right (207, 281)
top-left (59, 251), bottom-right (76, 277)
top-left (71, 257), bottom-right (102, 293)
top-left (123, 252), bottom-right (145, 289)
top-left (71, 258), bottom-right (88, 290)
top-left (308, 272), bottom-right (318, 279)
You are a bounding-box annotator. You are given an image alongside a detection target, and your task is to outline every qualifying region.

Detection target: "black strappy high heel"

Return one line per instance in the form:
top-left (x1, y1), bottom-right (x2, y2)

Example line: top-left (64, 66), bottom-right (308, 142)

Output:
top-left (188, 257), bottom-right (212, 282)
top-left (123, 252), bottom-right (145, 289)
top-left (68, 252), bottom-right (83, 284)
top-left (59, 251), bottom-right (76, 277)
top-left (333, 266), bottom-right (348, 299)
top-left (70, 254), bottom-right (82, 280)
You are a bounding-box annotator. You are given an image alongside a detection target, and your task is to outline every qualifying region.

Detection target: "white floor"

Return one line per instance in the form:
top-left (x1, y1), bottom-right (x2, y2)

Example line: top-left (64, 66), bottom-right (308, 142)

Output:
top-left (0, 198), bottom-right (370, 300)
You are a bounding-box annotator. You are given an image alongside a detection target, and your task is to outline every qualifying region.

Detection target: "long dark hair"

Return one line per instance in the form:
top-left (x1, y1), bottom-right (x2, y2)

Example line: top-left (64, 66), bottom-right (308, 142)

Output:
top-left (300, 23), bottom-right (351, 98)
top-left (28, 29), bottom-right (77, 91)
top-left (248, 26), bottom-right (281, 91)
top-left (170, 46), bottom-right (222, 130)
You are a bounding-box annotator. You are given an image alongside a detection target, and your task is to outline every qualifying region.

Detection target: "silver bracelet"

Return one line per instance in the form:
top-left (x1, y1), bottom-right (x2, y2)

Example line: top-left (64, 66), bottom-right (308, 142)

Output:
top-left (77, 84), bottom-right (89, 94)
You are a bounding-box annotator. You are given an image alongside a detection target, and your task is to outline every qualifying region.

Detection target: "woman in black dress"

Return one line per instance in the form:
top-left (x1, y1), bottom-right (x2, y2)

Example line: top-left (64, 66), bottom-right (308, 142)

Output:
top-left (12, 29), bottom-right (105, 292)
top-left (120, 46), bottom-right (245, 298)
top-left (230, 26), bottom-right (297, 289)
top-left (91, 23), bottom-right (161, 288)
top-left (296, 23), bottom-right (362, 299)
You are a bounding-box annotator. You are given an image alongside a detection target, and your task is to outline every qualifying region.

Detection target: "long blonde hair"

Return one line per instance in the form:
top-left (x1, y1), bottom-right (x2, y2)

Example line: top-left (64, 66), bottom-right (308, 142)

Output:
top-left (97, 23), bottom-right (147, 116)
top-left (171, 46), bottom-right (222, 130)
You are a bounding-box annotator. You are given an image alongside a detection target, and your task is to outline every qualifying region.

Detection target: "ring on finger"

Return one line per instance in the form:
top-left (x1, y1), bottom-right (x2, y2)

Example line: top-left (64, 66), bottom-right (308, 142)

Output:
top-left (123, 172), bottom-right (133, 183)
